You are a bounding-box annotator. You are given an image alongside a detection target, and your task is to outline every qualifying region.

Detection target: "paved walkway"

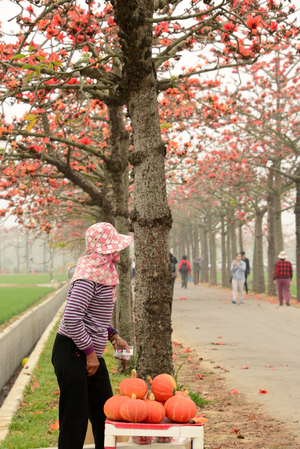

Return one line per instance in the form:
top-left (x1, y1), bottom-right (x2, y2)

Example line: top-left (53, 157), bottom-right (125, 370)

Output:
top-left (172, 280), bottom-right (300, 437)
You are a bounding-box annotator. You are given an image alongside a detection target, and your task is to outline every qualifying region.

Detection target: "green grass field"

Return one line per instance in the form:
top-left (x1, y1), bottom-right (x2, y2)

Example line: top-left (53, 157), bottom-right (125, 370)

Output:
top-left (0, 273), bottom-right (68, 285)
top-left (0, 287), bottom-right (56, 325)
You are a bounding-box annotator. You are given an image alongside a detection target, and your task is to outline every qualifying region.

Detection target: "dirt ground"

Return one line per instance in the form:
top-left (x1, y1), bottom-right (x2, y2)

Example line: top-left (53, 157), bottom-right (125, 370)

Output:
top-left (173, 342), bottom-right (300, 449)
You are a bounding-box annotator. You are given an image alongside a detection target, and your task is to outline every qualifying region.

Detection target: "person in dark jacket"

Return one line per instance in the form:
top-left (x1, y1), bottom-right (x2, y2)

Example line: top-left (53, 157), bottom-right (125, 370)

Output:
top-left (193, 255), bottom-right (203, 285)
top-left (169, 252), bottom-right (178, 293)
top-left (178, 255), bottom-right (191, 289)
top-left (241, 251), bottom-right (250, 294)
top-left (273, 251), bottom-right (293, 306)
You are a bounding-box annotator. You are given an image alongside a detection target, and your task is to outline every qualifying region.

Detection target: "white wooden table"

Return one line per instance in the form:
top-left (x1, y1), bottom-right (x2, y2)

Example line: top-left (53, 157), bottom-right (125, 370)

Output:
top-left (104, 419), bottom-right (204, 449)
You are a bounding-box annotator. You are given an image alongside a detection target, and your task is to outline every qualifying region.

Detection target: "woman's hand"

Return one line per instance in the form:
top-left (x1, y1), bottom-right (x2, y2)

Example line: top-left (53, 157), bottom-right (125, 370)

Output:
top-left (115, 337), bottom-right (130, 352)
top-left (273, 280), bottom-right (277, 285)
top-left (86, 351), bottom-right (100, 376)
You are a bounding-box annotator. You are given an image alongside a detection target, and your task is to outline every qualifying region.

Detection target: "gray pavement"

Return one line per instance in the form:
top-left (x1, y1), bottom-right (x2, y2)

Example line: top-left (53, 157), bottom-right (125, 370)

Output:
top-left (172, 280), bottom-right (300, 437)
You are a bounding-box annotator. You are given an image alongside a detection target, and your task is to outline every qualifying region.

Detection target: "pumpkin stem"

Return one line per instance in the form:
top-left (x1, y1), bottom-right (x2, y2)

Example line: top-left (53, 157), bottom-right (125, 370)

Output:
top-left (182, 390), bottom-right (190, 397)
top-left (131, 369), bottom-right (137, 379)
top-left (147, 392), bottom-right (156, 401)
top-left (131, 394), bottom-right (137, 399)
top-left (147, 375), bottom-right (152, 385)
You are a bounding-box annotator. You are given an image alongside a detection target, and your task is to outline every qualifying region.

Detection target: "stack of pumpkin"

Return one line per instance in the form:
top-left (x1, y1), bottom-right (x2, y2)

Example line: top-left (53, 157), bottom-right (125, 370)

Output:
top-left (104, 370), bottom-right (199, 424)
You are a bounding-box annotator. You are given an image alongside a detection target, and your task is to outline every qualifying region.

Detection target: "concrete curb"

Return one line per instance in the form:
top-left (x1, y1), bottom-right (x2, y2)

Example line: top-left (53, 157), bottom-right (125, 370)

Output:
top-left (0, 300), bottom-right (66, 443)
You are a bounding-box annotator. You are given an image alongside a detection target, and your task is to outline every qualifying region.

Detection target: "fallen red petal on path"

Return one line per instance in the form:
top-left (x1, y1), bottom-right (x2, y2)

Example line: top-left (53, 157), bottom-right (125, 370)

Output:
top-left (240, 366), bottom-right (249, 369)
top-left (258, 389), bottom-right (268, 394)
top-left (50, 420), bottom-right (59, 431)
top-left (231, 388), bottom-right (239, 394)
top-left (185, 348), bottom-right (191, 352)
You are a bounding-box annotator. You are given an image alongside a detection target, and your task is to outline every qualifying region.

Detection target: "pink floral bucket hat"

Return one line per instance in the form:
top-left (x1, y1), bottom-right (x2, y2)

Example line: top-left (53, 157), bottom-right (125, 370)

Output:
top-left (70, 223), bottom-right (132, 300)
top-left (86, 222), bottom-right (132, 254)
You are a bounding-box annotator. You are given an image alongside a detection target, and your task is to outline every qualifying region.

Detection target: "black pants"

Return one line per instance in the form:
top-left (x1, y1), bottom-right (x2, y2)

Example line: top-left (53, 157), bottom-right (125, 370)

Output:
top-left (194, 271), bottom-right (200, 285)
top-left (181, 273), bottom-right (188, 288)
top-left (244, 274), bottom-right (249, 294)
top-left (52, 334), bottom-right (113, 449)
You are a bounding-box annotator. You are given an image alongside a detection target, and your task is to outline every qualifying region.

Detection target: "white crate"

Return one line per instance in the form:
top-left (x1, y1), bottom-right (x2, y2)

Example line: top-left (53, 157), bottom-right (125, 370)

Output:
top-left (104, 419), bottom-right (204, 449)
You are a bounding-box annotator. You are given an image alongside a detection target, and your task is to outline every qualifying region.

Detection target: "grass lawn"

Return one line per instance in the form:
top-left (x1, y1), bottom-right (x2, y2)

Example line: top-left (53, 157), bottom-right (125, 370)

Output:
top-left (0, 287), bottom-right (55, 325)
top-left (0, 324), bottom-right (127, 449)
top-left (0, 273), bottom-right (68, 285)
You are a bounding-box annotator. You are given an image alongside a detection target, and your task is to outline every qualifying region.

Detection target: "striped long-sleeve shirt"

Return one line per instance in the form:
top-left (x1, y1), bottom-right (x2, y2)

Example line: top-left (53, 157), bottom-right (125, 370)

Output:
top-left (58, 279), bottom-right (116, 358)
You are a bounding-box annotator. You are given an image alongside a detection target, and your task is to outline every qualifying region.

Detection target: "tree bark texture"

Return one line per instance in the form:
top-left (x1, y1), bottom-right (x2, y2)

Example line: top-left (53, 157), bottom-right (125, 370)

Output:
top-left (295, 180), bottom-right (300, 302)
top-left (114, 0), bottom-right (173, 378)
top-left (267, 171), bottom-right (276, 296)
top-left (107, 103), bottom-right (134, 347)
top-left (254, 210), bottom-right (265, 293)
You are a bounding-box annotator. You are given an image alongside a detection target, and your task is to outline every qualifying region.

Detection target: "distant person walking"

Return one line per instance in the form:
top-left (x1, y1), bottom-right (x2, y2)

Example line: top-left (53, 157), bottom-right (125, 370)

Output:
top-left (178, 255), bottom-right (191, 289)
top-left (230, 252), bottom-right (246, 304)
top-left (240, 251), bottom-right (250, 294)
top-left (273, 251), bottom-right (293, 306)
top-left (169, 252), bottom-right (178, 293)
top-left (193, 255), bottom-right (203, 285)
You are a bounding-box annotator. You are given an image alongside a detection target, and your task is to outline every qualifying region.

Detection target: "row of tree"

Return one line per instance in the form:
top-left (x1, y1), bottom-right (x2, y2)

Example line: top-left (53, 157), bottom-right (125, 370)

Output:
top-left (0, 0), bottom-right (298, 377)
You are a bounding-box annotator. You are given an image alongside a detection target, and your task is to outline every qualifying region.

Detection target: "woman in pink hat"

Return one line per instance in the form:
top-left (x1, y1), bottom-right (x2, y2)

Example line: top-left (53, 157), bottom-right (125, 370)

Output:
top-left (52, 223), bottom-right (132, 449)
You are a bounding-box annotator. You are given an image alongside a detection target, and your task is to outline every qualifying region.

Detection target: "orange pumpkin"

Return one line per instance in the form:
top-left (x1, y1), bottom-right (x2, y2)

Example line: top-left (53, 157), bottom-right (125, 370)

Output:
top-left (148, 374), bottom-right (176, 402)
top-left (143, 393), bottom-right (166, 423)
top-left (119, 370), bottom-right (148, 399)
top-left (120, 394), bottom-right (148, 423)
top-left (164, 390), bottom-right (197, 423)
top-left (103, 391), bottom-right (130, 421)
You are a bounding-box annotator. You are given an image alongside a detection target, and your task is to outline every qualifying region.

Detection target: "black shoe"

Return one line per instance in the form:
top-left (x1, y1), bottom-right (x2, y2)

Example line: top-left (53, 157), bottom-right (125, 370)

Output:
top-left (286, 303), bottom-right (290, 306)
top-left (280, 303), bottom-right (283, 306)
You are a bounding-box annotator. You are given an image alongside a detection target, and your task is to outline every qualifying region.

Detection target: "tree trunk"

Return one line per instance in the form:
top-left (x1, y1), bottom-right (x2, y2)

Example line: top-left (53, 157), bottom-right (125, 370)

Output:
top-left (274, 168), bottom-right (284, 256)
top-left (107, 102), bottom-right (134, 348)
top-left (193, 223), bottom-right (199, 258)
top-left (254, 210), bottom-right (265, 293)
top-left (230, 216), bottom-right (237, 259)
top-left (238, 225), bottom-right (243, 252)
top-left (252, 237), bottom-right (257, 292)
top-left (267, 171), bottom-right (276, 296)
top-left (115, 0), bottom-right (174, 378)
top-left (226, 222), bottom-right (231, 284)
top-left (200, 225), bottom-right (209, 282)
top-left (295, 180), bottom-right (300, 302)
top-left (221, 217), bottom-right (227, 287)
top-left (208, 216), bottom-right (217, 286)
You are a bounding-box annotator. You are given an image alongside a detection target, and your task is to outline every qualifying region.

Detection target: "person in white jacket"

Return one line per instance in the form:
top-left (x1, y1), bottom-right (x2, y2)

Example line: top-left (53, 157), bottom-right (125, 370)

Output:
top-left (231, 253), bottom-right (246, 304)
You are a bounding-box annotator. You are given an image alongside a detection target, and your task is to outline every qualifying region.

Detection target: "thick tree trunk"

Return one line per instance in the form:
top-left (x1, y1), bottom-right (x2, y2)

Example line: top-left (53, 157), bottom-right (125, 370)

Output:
top-left (295, 180), bottom-right (300, 302)
top-left (267, 171), bottom-right (276, 296)
top-left (254, 210), bottom-right (265, 293)
top-left (221, 217), bottom-right (227, 287)
top-left (114, 0), bottom-right (173, 378)
top-left (208, 216), bottom-right (217, 286)
top-left (107, 103), bottom-right (134, 348)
